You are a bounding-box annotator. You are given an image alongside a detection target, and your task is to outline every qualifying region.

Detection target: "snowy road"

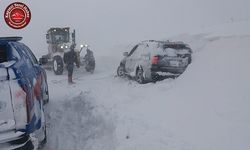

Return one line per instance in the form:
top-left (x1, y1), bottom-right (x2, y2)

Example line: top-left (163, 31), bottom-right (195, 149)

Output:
top-left (42, 22), bottom-right (250, 150)
top-left (42, 65), bottom-right (195, 150)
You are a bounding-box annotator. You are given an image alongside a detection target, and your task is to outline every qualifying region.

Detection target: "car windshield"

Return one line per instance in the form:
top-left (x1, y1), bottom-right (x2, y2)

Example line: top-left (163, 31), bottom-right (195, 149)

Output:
top-left (53, 34), bottom-right (67, 44)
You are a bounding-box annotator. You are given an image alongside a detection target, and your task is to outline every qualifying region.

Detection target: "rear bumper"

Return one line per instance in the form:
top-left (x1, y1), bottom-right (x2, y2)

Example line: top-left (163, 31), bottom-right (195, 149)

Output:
top-left (151, 65), bottom-right (186, 74)
top-left (0, 131), bottom-right (34, 150)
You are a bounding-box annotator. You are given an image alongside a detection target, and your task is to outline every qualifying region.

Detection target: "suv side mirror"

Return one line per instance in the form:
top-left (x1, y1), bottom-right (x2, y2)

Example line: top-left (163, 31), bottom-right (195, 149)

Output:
top-left (123, 52), bottom-right (129, 57)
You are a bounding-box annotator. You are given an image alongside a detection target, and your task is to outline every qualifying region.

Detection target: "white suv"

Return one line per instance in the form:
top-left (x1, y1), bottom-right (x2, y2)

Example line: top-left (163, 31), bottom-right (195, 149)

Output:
top-left (117, 40), bottom-right (192, 83)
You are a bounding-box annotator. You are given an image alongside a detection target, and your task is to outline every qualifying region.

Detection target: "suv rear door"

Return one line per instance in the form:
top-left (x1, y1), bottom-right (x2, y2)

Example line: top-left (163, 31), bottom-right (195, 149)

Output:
top-left (0, 45), bottom-right (16, 131)
top-left (14, 43), bottom-right (43, 126)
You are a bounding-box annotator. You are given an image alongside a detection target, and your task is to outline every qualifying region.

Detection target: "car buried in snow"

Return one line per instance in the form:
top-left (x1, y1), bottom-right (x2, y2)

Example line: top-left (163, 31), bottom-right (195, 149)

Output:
top-left (117, 40), bottom-right (192, 83)
top-left (0, 37), bottom-right (48, 149)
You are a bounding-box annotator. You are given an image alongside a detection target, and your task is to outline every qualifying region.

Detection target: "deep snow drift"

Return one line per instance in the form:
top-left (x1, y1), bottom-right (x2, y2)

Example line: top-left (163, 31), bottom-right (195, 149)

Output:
top-left (42, 21), bottom-right (250, 150)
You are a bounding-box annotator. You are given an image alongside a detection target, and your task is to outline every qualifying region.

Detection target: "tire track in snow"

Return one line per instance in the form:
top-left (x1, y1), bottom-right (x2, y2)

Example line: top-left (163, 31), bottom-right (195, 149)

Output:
top-left (43, 92), bottom-right (116, 150)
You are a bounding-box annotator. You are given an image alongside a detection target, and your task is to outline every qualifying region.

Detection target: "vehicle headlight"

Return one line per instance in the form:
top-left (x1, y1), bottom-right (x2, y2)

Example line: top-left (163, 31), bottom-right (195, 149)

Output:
top-left (61, 46), bottom-right (64, 49)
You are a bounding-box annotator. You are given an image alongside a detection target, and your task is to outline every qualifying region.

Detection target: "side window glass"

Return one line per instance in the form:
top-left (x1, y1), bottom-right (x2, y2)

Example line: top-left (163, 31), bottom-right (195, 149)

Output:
top-left (13, 43), bottom-right (29, 60)
top-left (10, 45), bottom-right (21, 60)
top-left (0, 44), bottom-right (8, 63)
top-left (131, 44), bottom-right (145, 57)
top-left (22, 44), bottom-right (38, 65)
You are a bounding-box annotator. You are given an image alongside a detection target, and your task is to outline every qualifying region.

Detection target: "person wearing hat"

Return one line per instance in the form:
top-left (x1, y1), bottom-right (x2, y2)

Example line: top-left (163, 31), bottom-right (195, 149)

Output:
top-left (63, 44), bottom-right (79, 84)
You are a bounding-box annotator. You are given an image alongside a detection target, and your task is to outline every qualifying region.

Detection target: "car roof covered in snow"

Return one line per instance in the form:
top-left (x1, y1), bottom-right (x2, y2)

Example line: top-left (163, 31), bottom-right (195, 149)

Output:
top-left (140, 40), bottom-right (191, 52)
top-left (0, 37), bottom-right (22, 42)
top-left (141, 40), bottom-right (189, 46)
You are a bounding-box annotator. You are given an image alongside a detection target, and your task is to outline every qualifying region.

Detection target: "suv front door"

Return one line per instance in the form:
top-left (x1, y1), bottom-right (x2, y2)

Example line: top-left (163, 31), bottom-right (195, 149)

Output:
top-left (125, 44), bottom-right (145, 74)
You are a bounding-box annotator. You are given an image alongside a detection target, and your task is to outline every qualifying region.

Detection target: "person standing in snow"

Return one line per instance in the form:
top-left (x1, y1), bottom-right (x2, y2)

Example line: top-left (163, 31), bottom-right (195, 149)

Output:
top-left (63, 44), bottom-right (79, 84)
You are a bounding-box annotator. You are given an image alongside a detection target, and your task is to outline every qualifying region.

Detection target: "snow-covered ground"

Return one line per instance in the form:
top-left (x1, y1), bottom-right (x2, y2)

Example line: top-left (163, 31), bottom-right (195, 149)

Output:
top-left (42, 21), bottom-right (250, 150)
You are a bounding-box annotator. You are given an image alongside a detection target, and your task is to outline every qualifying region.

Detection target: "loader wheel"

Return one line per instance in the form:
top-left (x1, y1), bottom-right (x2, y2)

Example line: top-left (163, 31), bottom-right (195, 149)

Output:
top-left (53, 56), bottom-right (64, 75)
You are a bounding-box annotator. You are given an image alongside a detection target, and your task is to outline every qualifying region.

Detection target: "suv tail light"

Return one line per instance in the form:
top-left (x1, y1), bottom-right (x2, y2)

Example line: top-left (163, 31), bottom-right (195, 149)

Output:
top-left (151, 56), bottom-right (159, 65)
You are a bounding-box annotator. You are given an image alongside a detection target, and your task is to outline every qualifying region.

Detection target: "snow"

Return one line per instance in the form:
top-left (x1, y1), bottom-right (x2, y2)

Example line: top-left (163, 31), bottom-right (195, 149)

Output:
top-left (0, 61), bottom-right (16, 68)
top-left (41, 21), bottom-right (250, 150)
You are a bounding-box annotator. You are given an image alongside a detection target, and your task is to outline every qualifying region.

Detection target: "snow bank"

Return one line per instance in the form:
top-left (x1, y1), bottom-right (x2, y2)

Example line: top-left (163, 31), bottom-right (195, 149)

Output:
top-left (142, 34), bottom-right (250, 150)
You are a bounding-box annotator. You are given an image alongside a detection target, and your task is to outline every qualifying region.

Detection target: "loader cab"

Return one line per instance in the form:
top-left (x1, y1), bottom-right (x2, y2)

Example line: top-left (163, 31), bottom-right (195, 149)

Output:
top-left (46, 27), bottom-right (70, 44)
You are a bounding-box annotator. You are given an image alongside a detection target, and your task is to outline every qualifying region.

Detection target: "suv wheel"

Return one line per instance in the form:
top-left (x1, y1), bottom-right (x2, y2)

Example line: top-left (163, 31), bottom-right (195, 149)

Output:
top-left (43, 82), bottom-right (49, 105)
top-left (38, 109), bottom-right (47, 149)
top-left (188, 56), bottom-right (192, 64)
top-left (38, 125), bottom-right (47, 149)
top-left (117, 65), bottom-right (126, 77)
top-left (53, 56), bottom-right (63, 75)
top-left (136, 68), bottom-right (145, 84)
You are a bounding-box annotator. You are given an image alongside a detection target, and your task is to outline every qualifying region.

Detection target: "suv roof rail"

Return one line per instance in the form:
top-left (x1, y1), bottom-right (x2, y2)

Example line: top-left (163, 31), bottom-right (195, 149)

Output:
top-left (142, 40), bottom-right (159, 43)
top-left (0, 37), bottom-right (23, 41)
top-left (141, 40), bottom-right (170, 43)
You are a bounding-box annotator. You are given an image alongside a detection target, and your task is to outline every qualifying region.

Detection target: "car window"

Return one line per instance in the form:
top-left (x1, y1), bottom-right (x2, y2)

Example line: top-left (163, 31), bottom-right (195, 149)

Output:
top-left (132, 44), bottom-right (145, 57)
top-left (163, 44), bottom-right (187, 50)
top-left (10, 45), bottom-right (21, 60)
top-left (128, 45), bottom-right (138, 56)
top-left (14, 43), bottom-right (38, 65)
top-left (0, 45), bottom-right (7, 63)
top-left (22, 44), bottom-right (38, 65)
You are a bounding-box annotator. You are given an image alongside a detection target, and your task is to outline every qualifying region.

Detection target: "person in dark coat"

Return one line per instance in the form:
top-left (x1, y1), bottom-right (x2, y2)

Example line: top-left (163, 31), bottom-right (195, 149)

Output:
top-left (63, 44), bottom-right (79, 84)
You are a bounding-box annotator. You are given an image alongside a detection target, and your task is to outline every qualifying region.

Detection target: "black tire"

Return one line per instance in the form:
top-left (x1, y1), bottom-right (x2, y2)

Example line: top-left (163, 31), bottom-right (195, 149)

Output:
top-left (117, 65), bottom-right (126, 78)
top-left (136, 68), bottom-right (145, 84)
top-left (38, 125), bottom-right (47, 149)
top-left (43, 83), bottom-right (49, 105)
top-left (53, 56), bottom-right (64, 75)
top-left (85, 61), bottom-right (95, 73)
top-left (188, 55), bottom-right (192, 64)
top-left (38, 109), bottom-right (47, 149)
top-left (152, 73), bottom-right (160, 82)
top-left (85, 66), bottom-right (95, 73)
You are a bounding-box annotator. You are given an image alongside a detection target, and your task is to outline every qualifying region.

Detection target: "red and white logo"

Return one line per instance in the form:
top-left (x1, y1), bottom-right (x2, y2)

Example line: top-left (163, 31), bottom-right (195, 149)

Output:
top-left (4, 2), bottom-right (31, 29)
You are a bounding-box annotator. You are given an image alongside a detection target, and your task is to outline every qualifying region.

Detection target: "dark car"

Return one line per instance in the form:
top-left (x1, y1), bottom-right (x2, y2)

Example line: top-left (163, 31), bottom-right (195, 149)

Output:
top-left (0, 37), bottom-right (49, 149)
top-left (117, 40), bottom-right (192, 83)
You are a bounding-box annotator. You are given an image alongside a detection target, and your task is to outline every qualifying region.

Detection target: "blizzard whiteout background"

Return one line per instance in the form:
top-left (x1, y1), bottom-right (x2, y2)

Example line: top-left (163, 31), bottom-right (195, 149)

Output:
top-left (0, 0), bottom-right (250, 56)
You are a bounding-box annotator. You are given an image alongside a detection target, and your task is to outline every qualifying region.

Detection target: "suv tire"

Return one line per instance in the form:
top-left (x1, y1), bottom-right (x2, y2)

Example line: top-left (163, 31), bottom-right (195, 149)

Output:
top-left (117, 65), bottom-right (126, 78)
top-left (136, 68), bottom-right (145, 84)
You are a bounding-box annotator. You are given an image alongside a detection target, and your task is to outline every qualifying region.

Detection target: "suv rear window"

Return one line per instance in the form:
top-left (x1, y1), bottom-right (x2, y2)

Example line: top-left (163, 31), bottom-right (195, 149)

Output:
top-left (0, 45), bottom-right (7, 63)
top-left (163, 44), bottom-right (189, 50)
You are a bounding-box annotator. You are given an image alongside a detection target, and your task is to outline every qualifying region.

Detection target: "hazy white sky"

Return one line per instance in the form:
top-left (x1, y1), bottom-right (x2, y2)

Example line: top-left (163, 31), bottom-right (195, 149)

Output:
top-left (1, 0), bottom-right (250, 56)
